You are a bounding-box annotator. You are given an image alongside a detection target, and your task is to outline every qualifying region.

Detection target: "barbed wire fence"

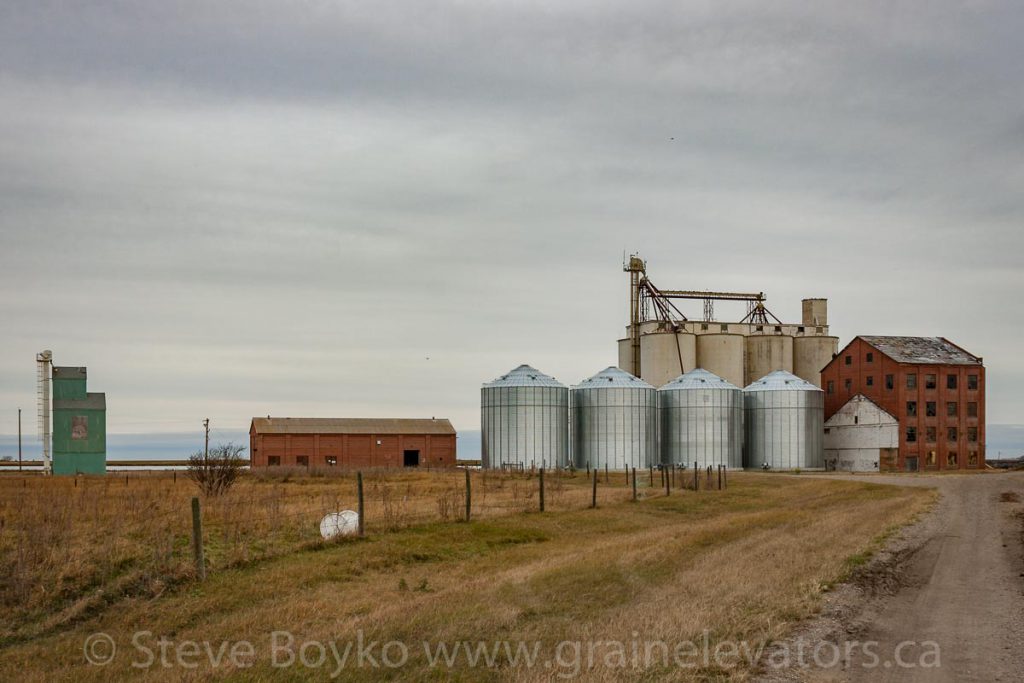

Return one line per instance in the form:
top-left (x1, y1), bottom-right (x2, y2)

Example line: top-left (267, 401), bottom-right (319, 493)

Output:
top-left (0, 463), bottom-right (729, 634)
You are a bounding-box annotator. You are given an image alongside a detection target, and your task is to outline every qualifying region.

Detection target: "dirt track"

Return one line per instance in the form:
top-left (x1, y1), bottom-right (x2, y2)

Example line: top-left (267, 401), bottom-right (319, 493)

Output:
top-left (760, 471), bottom-right (1024, 682)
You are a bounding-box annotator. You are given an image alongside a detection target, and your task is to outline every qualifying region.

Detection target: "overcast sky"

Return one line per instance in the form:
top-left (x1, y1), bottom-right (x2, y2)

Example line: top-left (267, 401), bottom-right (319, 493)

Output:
top-left (1, 1), bottom-right (1022, 440)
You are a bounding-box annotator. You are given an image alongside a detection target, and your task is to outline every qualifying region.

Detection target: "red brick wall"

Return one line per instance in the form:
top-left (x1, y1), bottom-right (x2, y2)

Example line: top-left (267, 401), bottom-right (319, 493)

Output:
top-left (822, 339), bottom-right (985, 472)
top-left (249, 428), bottom-right (457, 468)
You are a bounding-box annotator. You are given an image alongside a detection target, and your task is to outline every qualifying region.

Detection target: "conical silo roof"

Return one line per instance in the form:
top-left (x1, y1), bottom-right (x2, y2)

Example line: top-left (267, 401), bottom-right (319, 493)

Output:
top-left (574, 366), bottom-right (654, 390)
top-left (483, 364), bottom-right (566, 388)
top-left (660, 367), bottom-right (741, 391)
top-left (744, 370), bottom-right (822, 392)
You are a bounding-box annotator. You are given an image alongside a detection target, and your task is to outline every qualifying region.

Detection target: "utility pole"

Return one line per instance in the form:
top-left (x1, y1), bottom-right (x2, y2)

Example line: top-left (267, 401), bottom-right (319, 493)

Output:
top-left (203, 418), bottom-right (210, 463)
top-left (18, 408), bottom-right (22, 472)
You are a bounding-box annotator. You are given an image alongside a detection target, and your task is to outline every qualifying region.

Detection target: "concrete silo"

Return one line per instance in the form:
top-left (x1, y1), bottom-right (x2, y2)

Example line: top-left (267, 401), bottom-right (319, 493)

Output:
top-left (743, 370), bottom-right (824, 470)
top-left (640, 328), bottom-right (696, 388)
top-left (793, 335), bottom-right (839, 388)
top-left (572, 367), bottom-right (657, 471)
top-left (695, 333), bottom-right (745, 390)
top-left (481, 364), bottom-right (569, 469)
top-left (745, 334), bottom-right (793, 387)
top-left (659, 368), bottom-right (744, 469)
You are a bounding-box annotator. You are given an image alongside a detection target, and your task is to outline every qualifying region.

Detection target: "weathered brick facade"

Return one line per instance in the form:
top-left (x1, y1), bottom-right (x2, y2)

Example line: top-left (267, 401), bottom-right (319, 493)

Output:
top-left (249, 418), bottom-right (456, 469)
top-left (821, 337), bottom-right (984, 472)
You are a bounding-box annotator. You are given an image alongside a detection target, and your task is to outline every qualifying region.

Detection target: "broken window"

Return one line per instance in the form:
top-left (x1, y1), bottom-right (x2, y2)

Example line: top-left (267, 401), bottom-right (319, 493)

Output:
top-left (866, 352), bottom-right (874, 363)
top-left (925, 374), bottom-right (936, 389)
top-left (906, 426), bottom-right (917, 443)
top-left (947, 401), bottom-right (957, 417)
top-left (827, 380), bottom-right (835, 394)
top-left (926, 426), bottom-right (937, 443)
top-left (296, 455), bottom-right (309, 467)
top-left (866, 376), bottom-right (874, 387)
top-left (816, 326), bottom-right (823, 333)
top-left (906, 401), bottom-right (917, 416)
top-left (968, 452), bottom-right (978, 467)
top-left (798, 326), bottom-right (805, 333)
top-left (774, 325), bottom-right (782, 333)
top-left (907, 374), bottom-right (917, 389)
top-left (720, 324), bottom-right (728, 332)
top-left (968, 427), bottom-right (978, 442)
top-left (325, 456), bottom-right (337, 466)
top-left (845, 378), bottom-right (852, 392)
top-left (926, 450), bottom-right (936, 466)
top-left (845, 355), bottom-right (852, 365)
top-left (926, 401), bottom-right (936, 417)
top-left (947, 427), bottom-right (958, 442)
top-left (756, 325), bottom-right (764, 332)
top-left (885, 374), bottom-right (894, 390)
top-left (967, 402), bottom-right (978, 418)
top-left (968, 374), bottom-right (978, 390)
top-left (947, 374), bottom-right (957, 390)
top-left (947, 452), bottom-right (958, 467)
top-left (268, 456), bottom-right (281, 466)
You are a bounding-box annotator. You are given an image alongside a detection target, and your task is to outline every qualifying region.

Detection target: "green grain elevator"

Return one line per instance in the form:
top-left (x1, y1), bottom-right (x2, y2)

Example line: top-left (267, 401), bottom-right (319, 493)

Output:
top-left (51, 366), bottom-right (106, 475)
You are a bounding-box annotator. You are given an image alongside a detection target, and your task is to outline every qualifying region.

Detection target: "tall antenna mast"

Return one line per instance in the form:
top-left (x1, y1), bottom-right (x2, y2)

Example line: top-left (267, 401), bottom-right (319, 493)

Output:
top-left (36, 350), bottom-right (52, 475)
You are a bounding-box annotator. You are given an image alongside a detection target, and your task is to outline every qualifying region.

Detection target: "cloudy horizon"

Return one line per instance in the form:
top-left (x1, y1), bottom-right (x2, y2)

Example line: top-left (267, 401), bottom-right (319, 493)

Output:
top-left (1, 1), bottom-right (1022, 445)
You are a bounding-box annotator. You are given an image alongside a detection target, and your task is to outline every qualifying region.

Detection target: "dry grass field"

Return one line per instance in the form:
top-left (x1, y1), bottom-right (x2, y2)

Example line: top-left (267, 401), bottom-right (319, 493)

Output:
top-left (0, 470), bottom-right (934, 681)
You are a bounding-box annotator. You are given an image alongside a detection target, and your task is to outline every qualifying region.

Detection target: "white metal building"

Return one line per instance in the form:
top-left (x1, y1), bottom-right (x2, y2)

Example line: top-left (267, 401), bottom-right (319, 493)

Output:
top-left (823, 394), bottom-right (898, 472)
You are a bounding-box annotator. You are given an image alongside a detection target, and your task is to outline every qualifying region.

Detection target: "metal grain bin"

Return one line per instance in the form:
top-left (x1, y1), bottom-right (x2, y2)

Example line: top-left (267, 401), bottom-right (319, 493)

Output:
top-left (659, 368), bottom-right (743, 469)
top-left (481, 364), bottom-right (569, 469)
top-left (743, 370), bottom-right (824, 470)
top-left (572, 367), bottom-right (657, 471)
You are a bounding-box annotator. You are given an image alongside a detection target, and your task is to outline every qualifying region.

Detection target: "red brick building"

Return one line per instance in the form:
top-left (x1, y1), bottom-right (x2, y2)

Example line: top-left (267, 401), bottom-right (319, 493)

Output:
top-left (821, 337), bottom-right (984, 472)
top-left (249, 418), bottom-right (457, 468)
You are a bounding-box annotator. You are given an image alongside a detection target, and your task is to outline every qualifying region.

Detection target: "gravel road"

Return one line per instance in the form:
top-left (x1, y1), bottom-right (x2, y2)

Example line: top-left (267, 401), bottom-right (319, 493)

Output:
top-left (758, 471), bottom-right (1024, 682)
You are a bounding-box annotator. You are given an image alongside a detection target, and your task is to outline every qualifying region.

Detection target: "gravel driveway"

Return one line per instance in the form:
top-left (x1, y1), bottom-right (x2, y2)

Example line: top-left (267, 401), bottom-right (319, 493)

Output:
top-left (758, 471), bottom-right (1024, 682)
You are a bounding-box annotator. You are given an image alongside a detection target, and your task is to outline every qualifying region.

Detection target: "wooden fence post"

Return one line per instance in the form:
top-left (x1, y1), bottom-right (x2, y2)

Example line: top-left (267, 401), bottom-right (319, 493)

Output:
top-left (591, 470), bottom-right (598, 508)
top-left (357, 471), bottom-right (365, 536)
top-left (191, 497), bottom-right (206, 581)
top-left (664, 466), bottom-right (670, 496)
top-left (465, 469), bottom-right (471, 522)
top-left (632, 467), bottom-right (637, 501)
top-left (539, 467), bottom-right (545, 512)
top-left (693, 462), bottom-right (698, 490)
top-left (649, 465), bottom-right (653, 487)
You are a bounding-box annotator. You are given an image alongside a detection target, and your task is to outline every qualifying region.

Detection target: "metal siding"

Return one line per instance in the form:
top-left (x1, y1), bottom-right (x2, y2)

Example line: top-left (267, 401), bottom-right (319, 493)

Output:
top-left (571, 384), bottom-right (657, 470)
top-left (659, 373), bottom-right (744, 469)
top-left (743, 372), bottom-right (824, 469)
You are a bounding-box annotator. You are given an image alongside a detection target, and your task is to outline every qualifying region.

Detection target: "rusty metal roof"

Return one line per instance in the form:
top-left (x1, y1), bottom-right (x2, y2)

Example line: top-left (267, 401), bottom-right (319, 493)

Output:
top-left (859, 336), bottom-right (981, 365)
top-left (251, 417), bottom-right (455, 435)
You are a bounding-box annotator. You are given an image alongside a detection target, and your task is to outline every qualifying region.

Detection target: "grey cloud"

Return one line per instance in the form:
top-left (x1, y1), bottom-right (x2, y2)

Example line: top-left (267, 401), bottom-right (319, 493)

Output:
top-left (1, 1), bottom-right (1022, 439)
